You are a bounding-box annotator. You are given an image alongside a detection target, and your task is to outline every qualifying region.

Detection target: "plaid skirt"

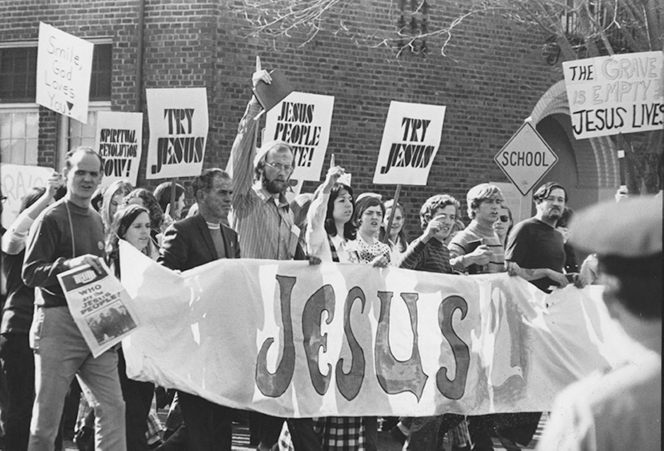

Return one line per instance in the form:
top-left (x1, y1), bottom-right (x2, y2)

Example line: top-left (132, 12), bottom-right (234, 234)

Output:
top-left (314, 416), bottom-right (367, 450)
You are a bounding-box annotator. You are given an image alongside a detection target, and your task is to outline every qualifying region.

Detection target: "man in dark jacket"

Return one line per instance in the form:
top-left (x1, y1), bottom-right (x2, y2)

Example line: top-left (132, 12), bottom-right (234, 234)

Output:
top-left (159, 168), bottom-right (240, 451)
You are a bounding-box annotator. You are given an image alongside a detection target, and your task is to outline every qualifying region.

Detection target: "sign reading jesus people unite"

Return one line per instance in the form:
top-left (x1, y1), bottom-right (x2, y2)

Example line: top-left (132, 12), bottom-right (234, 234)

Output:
top-left (563, 51), bottom-right (664, 139)
top-left (264, 92), bottom-right (335, 182)
top-left (36, 23), bottom-right (94, 123)
top-left (373, 101), bottom-right (446, 185)
top-left (146, 88), bottom-right (209, 180)
top-left (119, 241), bottom-right (633, 418)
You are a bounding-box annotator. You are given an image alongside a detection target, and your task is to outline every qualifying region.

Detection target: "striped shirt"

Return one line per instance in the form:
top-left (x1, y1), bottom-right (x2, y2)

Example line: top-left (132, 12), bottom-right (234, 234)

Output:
top-left (228, 100), bottom-right (300, 260)
top-left (448, 220), bottom-right (505, 273)
top-left (399, 237), bottom-right (453, 274)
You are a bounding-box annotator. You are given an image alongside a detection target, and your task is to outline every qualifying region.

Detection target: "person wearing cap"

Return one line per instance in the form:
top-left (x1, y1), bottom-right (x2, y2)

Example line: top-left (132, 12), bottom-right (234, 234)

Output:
top-left (226, 69), bottom-right (321, 451)
top-left (505, 182), bottom-right (584, 293)
top-left (537, 195), bottom-right (662, 451)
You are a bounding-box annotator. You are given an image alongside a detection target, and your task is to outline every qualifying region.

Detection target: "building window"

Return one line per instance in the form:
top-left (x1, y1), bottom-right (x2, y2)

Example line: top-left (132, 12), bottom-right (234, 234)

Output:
top-left (0, 107), bottom-right (39, 165)
top-left (0, 47), bottom-right (38, 103)
top-left (69, 103), bottom-right (111, 149)
top-left (0, 43), bottom-right (112, 165)
top-left (0, 44), bottom-right (112, 104)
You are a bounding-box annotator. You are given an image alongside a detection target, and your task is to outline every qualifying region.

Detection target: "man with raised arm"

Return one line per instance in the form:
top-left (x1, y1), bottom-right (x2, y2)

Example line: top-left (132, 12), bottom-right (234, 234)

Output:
top-left (226, 69), bottom-right (322, 451)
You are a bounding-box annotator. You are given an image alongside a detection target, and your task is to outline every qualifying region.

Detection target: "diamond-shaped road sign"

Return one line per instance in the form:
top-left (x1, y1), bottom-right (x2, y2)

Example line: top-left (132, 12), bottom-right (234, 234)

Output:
top-left (494, 122), bottom-right (559, 196)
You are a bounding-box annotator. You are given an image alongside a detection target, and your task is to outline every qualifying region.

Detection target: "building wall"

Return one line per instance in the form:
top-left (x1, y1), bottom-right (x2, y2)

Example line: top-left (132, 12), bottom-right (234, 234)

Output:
top-left (1, 0), bottom-right (564, 236)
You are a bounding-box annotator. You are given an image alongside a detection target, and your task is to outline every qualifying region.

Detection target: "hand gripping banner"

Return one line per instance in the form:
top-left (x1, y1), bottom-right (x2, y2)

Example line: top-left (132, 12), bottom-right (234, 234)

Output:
top-left (119, 241), bottom-right (638, 417)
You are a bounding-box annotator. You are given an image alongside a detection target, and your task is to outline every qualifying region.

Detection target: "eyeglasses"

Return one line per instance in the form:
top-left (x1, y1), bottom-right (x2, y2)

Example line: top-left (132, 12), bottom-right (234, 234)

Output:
top-left (498, 215), bottom-right (510, 223)
top-left (264, 162), bottom-right (294, 173)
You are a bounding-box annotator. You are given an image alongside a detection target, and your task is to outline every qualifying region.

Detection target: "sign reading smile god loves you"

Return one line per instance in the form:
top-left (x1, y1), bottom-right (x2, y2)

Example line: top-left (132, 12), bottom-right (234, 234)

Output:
top-left (373, 101), bottom-right (446, 185)
top-left (146, 88), bottom-right (209, 180)
top-left (36, 23), bottom-right (94, 123)
top-left (95, 112), bottom-right (144, 188)
top-left (264, 92), bottom-right (335, 182)
top-left (563, 51), bottom-right (664, 139)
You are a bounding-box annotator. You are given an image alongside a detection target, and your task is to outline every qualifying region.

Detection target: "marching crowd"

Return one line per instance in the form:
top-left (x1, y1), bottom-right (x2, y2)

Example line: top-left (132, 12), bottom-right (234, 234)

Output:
top-left (0, 69), bottom-right (660, 451)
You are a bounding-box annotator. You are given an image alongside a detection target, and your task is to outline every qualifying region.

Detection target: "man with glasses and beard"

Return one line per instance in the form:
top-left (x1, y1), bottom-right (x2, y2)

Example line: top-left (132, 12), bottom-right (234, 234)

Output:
top-left (505, 182), bottom-right (585, 293)
top-left (226, 70), bottom-right (322, 451)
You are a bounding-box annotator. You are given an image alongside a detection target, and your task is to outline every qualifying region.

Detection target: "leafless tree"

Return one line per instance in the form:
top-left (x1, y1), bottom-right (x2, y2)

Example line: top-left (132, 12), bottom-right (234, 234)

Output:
top-left (234, 0), bottom-right (663, 192)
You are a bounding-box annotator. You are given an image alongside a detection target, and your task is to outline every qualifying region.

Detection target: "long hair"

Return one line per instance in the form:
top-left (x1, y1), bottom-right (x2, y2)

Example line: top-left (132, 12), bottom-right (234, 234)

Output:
top-left (105, 204), bottom-right (150, 270)
top-left (101, 180), bottom-right (134, 229)
top-left (379, 200), bottom-right (408, 252)
top-left (122, 188), bottom-right (163, 232)
top-left (323, 183), bottom-right (357, 241)
top-left (153, 182), bottom-right (185, 217)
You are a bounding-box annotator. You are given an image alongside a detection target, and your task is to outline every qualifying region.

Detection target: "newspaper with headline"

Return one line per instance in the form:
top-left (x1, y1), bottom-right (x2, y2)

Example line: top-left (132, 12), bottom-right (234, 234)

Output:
top-left (57, 261), bottom-right (140, 357)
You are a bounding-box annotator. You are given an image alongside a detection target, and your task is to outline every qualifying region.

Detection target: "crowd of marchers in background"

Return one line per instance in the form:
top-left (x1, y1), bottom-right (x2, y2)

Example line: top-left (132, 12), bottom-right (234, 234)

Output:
top-left (0, 68), bottom-right (660, 451)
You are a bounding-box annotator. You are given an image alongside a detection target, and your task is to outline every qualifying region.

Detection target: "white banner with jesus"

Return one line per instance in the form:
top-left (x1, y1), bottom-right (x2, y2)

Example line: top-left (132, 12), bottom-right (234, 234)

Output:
top-left (120, 241), bottom-right (638, 417)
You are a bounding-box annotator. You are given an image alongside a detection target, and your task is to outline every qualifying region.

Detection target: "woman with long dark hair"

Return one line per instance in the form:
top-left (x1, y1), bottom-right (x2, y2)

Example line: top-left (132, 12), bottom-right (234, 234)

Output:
top-left (106, 204), bottom-right (158, 451)
top-left (306, 166), bottom-right (358, 263)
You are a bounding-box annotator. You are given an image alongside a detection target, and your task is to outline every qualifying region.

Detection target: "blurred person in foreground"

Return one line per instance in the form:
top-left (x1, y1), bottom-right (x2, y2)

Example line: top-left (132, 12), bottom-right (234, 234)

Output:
top-left (537, 195), bottom-right (661, 451)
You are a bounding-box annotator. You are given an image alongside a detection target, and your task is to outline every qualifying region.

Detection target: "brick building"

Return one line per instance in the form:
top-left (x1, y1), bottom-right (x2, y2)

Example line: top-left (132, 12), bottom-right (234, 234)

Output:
top-left (0, 0), bottom-right (621, 236)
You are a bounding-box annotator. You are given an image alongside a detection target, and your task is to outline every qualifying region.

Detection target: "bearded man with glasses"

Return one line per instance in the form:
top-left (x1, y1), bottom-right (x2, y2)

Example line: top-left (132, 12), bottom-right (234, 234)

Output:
top-left (226, 69), bottom-right (322, 451)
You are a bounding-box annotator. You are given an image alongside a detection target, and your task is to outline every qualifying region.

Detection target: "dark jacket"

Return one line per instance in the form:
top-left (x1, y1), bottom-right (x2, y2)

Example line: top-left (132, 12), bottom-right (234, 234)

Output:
top-left (159, 213), bottom-right (240, 271)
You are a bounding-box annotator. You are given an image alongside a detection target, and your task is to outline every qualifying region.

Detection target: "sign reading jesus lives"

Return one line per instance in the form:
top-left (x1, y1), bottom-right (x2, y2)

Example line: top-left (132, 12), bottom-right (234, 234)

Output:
top-left (119, 242), bottom-right (636, 418)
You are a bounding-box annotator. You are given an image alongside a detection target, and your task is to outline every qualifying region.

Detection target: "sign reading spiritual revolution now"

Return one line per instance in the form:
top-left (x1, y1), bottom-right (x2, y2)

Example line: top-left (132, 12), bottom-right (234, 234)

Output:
top-left (36, 22), bottom-right (94, 123)
top-left (146, 88), bottom-right (208, 180)
top-left (563, 51), bottom-right (664, 139)
top-left (119, 242), bottom-right (635, 417)
top-left (95, 111), bottom-right (143, 187)
top-left (264, 92), bottom-right (335, 182)
top-left (373, 101), bottom-right (446, 185)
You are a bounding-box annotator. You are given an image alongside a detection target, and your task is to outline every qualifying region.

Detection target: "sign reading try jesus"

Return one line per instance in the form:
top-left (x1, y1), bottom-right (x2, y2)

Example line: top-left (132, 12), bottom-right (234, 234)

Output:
top-left (146, 88), bottom-right (209, 180)
top-left (373, 101), bottom-right (446, 185)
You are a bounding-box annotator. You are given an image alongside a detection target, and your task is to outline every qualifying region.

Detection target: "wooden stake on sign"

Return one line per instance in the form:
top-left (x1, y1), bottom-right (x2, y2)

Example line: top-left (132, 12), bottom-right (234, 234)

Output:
top-left (253, 55), bottom-right (261, 148)
top-left (169, 180), bottom-right (176, 219)
top-left (381, 184), bottom-right (402, 245)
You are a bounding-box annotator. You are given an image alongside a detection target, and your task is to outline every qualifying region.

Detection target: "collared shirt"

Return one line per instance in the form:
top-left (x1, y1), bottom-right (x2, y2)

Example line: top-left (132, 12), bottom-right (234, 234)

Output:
top-left (227, 99), bottom-right (299, 260)
top-left (231, 183), bottom-right (299, 260)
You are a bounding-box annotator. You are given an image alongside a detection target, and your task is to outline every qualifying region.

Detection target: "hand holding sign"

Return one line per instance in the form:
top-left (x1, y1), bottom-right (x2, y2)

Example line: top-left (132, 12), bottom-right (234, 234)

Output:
top-left (253, 69), bottom-right (272, 87)
top-left (322, 165), bottom-right (346, 193)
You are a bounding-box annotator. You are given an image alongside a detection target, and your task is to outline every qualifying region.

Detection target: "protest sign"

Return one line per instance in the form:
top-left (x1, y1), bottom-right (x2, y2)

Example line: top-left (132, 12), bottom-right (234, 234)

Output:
top-left (373, 101), bottom-right (446, 185)
top-left (58, 260), bottom-right (140, 358)
top-left (120, 241), bottom-right (635, 418)
top-left (36, 22), bottom-right (94, 123)
top-left (563, 51), bottom-right (664, 139)
top-left (146, 88), bottom-right (208, 180)
top-left (95, 111), bottom-right (143, 187)
top-left (0, 164), bottom-right (54, 229)
top-left (264, 92), bottom-right (335, 182)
